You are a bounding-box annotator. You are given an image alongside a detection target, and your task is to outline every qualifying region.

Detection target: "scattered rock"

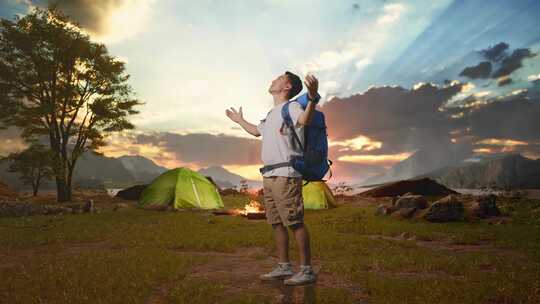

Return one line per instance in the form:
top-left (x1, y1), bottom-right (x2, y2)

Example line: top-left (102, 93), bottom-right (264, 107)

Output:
top-left (360, 178), bottom-right (458, 198)
top-left (423, 195), bottom-right (464, 222)
top-left (400, 232), bottom-right (411, 239)
top-left (0, 201), bottom-right (71, 217)
top-left (115, 185), bottom-right (147, 201)
top-left (395, 195), bottom-right (429, 210)
top-left (469, 195), bottom-right (500, 218)
top-left (65, 202), bottom-right (96, 214)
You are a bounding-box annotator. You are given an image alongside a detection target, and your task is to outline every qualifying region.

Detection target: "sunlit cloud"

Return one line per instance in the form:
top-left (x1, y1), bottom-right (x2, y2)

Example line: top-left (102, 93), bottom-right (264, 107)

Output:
top-left (354, 57), bottom-right (372, 71)
top-left (330, 135), bottom-right (382, 152)
top-left (337, 152), bottom-right (412, 165)
top-left (377, 3), bottom-right (405, 25)
top-left (23, 0), bottom-right (156, 43)
top-left (96, 131), bottom-right (181, 169)
top-left (528, 74), bottom-right (540, 81)
top-left (99, 0), bottom-right (155, 43)
top-left (473, 148), bottom-right (493, 154)
top-left (300, 2), bottom-right (406, 76)
top-left (461, 82), bottom-right (475, 93)
top-left (477, 138), bottom-right (529, 146)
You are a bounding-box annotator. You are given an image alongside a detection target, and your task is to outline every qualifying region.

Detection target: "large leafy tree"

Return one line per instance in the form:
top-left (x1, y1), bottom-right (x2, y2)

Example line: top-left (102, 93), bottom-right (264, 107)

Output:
top-left (2, 143), bottom-right (54, 196)
top-left (0, 6), bottom-right (142, 202)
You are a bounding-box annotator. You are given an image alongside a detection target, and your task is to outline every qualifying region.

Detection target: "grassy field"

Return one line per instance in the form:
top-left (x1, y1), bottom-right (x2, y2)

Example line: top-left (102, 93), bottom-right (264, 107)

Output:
top-left (1, 192), bottom-right (539, 303)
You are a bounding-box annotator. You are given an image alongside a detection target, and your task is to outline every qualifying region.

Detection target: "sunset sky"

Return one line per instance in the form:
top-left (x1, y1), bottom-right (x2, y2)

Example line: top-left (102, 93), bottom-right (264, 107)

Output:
top-left (1, 0), bottom-right (540, 183)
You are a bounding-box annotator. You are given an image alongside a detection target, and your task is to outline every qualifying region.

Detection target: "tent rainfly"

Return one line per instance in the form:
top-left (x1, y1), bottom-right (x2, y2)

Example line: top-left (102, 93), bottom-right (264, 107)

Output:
top-left (138, 168), bottom-right (224, 209)
top-left (302, 181), bottom-right (336, 209)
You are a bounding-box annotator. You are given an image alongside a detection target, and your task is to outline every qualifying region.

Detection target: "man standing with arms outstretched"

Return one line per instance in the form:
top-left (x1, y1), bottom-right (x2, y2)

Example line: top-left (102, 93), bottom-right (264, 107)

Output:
top-left (225, 71), bottom-right (319, 286)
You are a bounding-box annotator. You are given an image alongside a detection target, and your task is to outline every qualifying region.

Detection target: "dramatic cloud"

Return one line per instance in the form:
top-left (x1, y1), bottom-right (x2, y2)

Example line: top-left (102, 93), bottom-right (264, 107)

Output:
top-left (462, 90), bottom-right (540, 143)
top-left (480, 42), bottom-right (509, 62)
top-left (492, 48), bottom-right (536, 78)
top-left (321, 82), bottom-right (464, 152)
top-left (459, 61), bottom-right (492, 79)
top-left (319, 73), bottom-right (540, 182)
top-left (27, 0), bottom-right (155, 42)
top-left (459, 43), bottom-right (536, 80)
top-left (134, 132), bottom-right (262, 167)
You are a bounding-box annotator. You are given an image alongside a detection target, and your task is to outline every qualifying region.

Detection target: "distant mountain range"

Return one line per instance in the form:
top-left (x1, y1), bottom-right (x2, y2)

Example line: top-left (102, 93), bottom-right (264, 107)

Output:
top-left (0, 152), bottom-right (168, 190)
top-left (362, 145), bottom-right (473, 186)
top-left (197, 165), bottom-right (261, 189)
top-left (0, 151), bottom-right (261, 191)
top-left (418, 154), bottom-right (540, 189)
top-left (360, 153), bottom-right (540, 190)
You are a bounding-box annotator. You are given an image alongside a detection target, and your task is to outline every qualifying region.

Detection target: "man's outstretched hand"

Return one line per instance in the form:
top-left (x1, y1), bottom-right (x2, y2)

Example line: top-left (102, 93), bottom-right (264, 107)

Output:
top-left (305, 74), bottom-right (319, 101)
top-left (226, 106), bottom-right (243, 124)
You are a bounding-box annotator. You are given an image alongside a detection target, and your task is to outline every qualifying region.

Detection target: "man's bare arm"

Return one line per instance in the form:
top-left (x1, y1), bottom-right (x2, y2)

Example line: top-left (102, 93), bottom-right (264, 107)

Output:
top-left (297, 74), bottom-right (319, 126)
top-left (225, 106), bottom-right (261, 137)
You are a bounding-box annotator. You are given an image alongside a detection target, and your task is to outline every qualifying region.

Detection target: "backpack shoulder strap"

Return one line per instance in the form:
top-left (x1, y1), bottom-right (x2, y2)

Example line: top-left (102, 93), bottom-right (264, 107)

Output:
top-left (281, 101), bottom-right (294, 126)
top-left (281, 101), bottom-right (305, 152)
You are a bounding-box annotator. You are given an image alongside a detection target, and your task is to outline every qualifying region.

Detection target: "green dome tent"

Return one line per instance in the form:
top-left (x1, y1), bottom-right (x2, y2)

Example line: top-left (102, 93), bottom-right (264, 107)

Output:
top-left (302, 181), bottom-right (336, 209)
top-left (139, 168), bottom-right (224, 210)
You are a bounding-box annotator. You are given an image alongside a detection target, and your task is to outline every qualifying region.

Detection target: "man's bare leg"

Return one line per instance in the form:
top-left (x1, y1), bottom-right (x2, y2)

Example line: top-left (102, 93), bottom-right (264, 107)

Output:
top-left (272, 223), bottom-right (290, 263)
top-left (260, 223), bottom-right (293, 281)
top-left (291, 223), bottom-right (311, 266)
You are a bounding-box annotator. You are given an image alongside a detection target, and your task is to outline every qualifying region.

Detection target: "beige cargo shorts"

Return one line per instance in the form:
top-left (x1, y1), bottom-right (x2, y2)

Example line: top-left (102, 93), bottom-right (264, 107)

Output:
top-left (262, 176), bottom-right (304, 227)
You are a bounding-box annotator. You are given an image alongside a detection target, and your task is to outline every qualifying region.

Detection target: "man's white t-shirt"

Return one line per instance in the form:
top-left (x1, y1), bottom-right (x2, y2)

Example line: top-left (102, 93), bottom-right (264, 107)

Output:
top-left (257, 101), bottom-right (305, 177)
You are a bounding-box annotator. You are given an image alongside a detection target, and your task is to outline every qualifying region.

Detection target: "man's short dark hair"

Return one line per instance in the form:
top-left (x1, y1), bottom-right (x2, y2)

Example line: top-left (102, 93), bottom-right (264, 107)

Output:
top-left (285, 71), bottom-right (303, 99)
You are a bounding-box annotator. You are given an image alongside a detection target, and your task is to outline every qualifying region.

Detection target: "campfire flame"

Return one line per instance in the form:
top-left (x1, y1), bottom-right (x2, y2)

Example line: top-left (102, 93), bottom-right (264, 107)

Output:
top-left (235, 200), bottom-right (264, 216)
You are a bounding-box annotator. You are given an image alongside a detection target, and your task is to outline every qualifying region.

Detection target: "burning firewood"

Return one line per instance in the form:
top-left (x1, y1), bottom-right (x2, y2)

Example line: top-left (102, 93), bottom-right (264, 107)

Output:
top-left (212, 200), bottom-right (266, 219)
top-left (237, 200), bottom-right (265, 216)
top-left (247, 212), bottom-right (266, 220)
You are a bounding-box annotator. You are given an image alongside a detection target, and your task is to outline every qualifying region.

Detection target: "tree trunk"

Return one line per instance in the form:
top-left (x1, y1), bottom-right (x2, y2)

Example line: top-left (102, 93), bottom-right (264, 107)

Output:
top-left (55, 157), bottom-right (73, 202)
top-left (33, 175), bottom-right (41, 197)
top-left (56, 177), bottom-right (70, 202)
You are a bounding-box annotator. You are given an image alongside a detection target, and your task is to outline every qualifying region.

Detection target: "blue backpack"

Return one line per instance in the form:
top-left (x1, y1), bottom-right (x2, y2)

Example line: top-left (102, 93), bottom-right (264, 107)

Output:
top-left (258, 93), bottom-right (332, 181)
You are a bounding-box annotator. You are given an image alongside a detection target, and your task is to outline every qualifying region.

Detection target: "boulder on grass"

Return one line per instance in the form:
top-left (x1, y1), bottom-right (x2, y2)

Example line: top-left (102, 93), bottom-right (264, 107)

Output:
top-left (423, 195), bottom-right (464, 222)
top-left (391, 207), bottom-right (418, 219)
top-left (395, 195), bottom-right (429, 210)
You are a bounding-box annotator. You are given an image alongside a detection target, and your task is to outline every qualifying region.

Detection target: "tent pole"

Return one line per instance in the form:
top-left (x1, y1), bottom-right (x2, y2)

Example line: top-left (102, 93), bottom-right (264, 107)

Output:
top-left (191, 177), bottom-right (202, 208)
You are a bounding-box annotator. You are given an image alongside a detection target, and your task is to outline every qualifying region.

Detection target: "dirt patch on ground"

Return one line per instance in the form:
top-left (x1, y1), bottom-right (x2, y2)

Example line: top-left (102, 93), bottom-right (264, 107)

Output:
top-left (365, 233), bottom-right (525, 257)
top-left (145, 246), bottom-right (370, 304)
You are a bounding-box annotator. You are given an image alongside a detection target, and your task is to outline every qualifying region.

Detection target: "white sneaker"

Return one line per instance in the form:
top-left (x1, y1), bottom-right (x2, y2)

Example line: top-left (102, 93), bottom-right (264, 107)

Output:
top-left (259, 263), bottom-right (294, 281)
top-left (284, 265), bottom-right (317, 286)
